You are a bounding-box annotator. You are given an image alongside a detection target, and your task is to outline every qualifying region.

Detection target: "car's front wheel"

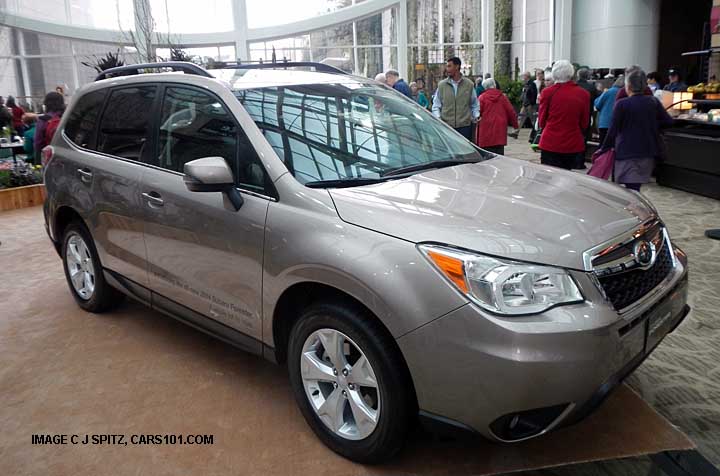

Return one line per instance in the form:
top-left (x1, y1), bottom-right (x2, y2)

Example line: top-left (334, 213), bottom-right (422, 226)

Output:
top-left (287, 301), bottom-right (414, 463)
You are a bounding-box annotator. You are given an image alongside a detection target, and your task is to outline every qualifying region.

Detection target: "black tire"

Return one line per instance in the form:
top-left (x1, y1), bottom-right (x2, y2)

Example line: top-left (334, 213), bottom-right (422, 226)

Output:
top-left (287, 301), bottom-right (415, 463)
top-left (61, 220), bottom-right (124, 313)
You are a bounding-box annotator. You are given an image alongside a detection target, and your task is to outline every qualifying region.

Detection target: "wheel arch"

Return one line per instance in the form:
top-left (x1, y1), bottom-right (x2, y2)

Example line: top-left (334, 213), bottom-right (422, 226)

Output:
top-left (53, 206), bottom-right (86, 244)
top-left (271, 281), bottom-right (417, 411)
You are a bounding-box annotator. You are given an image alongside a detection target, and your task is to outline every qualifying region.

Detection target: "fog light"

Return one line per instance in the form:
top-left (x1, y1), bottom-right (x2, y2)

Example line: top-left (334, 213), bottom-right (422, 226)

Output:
top-left (490, 403), bottom-right (570, 441)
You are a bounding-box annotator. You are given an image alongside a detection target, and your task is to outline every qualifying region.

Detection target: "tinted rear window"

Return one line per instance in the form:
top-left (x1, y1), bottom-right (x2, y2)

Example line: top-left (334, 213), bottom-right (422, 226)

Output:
top-left (97, 86), bottom-right (157, 161)
top-left (64, 89), bottom-right (106, 149)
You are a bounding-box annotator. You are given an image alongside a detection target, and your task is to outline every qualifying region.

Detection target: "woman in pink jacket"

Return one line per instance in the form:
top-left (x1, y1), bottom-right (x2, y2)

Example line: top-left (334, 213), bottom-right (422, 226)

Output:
top-left (475, 78), bottom-right (519, 155)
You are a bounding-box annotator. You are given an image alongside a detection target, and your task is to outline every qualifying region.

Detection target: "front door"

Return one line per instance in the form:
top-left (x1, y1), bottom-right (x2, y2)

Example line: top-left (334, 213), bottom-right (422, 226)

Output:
top-left (140, 85), bottom-right (273, 341)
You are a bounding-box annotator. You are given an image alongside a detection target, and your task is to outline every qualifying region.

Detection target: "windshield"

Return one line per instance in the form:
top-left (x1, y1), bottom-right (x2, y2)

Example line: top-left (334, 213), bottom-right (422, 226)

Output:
top-left (234, 82), bottom-right (489, 186)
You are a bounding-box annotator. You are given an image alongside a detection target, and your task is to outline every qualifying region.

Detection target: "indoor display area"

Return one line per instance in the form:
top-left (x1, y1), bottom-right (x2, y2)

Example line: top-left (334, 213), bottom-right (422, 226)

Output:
top-left (1, 0), bottom-right (720, 475)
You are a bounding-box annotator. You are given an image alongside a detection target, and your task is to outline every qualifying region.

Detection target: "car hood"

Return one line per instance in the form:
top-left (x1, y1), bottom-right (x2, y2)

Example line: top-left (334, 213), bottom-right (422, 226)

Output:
top-left (328, 157), bottom-right (655, 270)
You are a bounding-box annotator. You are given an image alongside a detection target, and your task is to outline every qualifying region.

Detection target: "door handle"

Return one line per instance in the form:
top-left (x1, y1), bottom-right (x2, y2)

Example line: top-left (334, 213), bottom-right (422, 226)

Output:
top-left (142, 192), bottom-right (164, 207)
top-left (77, 168), bottom-right (93, 183)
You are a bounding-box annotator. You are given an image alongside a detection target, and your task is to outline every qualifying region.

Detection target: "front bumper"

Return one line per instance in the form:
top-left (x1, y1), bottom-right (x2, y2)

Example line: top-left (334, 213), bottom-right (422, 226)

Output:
top-left (398, 250), bottom-right (689, 442)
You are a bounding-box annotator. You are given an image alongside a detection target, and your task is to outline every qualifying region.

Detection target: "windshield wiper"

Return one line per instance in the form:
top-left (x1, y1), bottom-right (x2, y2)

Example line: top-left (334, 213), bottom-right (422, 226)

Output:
top-left (304, 177), bottom-right (391, 188)
top-left (381, 158), bottom-right (482, 177)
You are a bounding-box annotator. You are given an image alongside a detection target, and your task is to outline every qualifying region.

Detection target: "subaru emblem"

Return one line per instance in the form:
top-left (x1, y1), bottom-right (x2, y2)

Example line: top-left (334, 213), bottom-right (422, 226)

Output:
top-left (633, 240), bottom-right (656, 268)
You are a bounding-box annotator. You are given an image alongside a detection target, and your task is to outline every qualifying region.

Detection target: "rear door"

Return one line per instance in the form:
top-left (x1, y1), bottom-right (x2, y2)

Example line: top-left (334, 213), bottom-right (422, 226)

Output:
top-left (140, 84), bottom-right (273, 341)
top-left (61, 85), bottom-right (157, 289)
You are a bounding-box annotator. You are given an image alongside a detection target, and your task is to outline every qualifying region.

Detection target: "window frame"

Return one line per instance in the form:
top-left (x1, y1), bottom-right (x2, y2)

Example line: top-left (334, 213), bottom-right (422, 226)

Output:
top-left (94, 82), bottom-right (161, 164)
top-left (63, 88), bottom-right (108, 151)
top-left (152, 83), bottom-right (277, 200)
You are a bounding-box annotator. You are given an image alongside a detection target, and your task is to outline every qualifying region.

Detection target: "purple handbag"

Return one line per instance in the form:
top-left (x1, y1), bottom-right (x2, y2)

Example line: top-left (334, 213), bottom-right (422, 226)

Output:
top-left (588, 148), bottom-right (615, 180)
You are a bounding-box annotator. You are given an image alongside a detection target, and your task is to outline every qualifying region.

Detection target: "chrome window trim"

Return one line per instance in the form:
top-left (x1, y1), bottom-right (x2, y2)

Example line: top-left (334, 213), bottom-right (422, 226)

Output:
top-left (62, 131), bottom-right (278, 202)
top-left (234, 186), bottom-right (278, 202)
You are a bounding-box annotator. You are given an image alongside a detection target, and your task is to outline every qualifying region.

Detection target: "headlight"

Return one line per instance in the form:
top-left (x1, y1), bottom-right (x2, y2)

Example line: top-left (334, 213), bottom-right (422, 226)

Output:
top-left (418, 244), bottom-right (583, 315)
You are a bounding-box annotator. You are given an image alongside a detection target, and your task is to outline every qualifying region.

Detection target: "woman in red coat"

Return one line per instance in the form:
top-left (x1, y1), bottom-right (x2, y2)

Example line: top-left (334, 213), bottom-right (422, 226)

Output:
top-left (475, 78), bottom-right (519, 155)
top-left (537, 60), bottom-right (590, 169)
top-left (6, 96), bottom-right (26, 135)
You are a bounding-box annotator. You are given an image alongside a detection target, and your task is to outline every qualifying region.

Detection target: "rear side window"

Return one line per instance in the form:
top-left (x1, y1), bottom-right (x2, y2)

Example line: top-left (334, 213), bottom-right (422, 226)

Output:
top-left (64, 89), bottom-right (106, 149)
top-left (97, 86), bottom-right (157, 161)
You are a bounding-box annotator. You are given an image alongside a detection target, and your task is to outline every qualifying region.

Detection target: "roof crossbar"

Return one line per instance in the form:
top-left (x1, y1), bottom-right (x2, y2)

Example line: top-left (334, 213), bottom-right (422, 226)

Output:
top-left (207, 60), bottom-right (349, 75)
top-left (95, 61), bottom-right (213, 81)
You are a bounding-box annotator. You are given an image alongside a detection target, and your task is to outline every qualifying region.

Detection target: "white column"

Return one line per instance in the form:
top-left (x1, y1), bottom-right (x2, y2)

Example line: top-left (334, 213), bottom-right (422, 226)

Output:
top-left (481, 0), bottom-right (495, 75)
top-left (553, 0), bottom-right (572, 62)
top-left (231, 0), bottom-right (249, 61)
top-left (570, 0), bottom-right (660, 70)
top-left (63, 0), bottom-right (72, 25)
top-left (521, 0), bottom-right (527, 73)
top-left (17, 31), bottom-right (33, 105)
top-left (352, 0), bottom-right (360, 74)
top-left (438, 0), bottom-right (443, 47)
top-left (548, 0), bottom-right (555, 64)
top-left (382, 9), bottom-right (392, 71)
top-left (132, 0), bottom-right (153, 62)
top-left (70, 41), bottom-right (80, 93)
top-left (398, 0), bottom-right (408, 79)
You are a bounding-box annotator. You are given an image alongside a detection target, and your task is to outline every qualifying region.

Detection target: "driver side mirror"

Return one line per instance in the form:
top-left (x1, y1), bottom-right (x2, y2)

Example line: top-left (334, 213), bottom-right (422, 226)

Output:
top-left (183, 156), bottom-right (244, 210)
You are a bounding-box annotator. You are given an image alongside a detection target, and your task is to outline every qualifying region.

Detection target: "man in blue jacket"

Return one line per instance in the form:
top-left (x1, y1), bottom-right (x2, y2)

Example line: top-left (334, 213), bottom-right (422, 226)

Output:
top-left (663, 69), bottom-right (687, 92)
top-left (386, 70), bottom-right (412, 98)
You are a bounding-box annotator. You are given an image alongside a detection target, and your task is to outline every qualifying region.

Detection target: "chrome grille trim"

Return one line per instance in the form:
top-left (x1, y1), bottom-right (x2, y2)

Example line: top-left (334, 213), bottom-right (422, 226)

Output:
top-left (584, 218), bottom-right (678, 314)
top-left (581, 217), bottom-right (661, 271)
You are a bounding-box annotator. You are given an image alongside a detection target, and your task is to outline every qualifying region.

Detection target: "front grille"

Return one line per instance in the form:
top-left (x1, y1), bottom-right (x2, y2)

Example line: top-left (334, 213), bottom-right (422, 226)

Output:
top-left (597, 242), bottom-right (674, 311)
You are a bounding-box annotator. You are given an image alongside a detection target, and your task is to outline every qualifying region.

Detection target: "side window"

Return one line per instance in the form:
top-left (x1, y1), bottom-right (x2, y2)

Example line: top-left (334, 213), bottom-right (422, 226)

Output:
top-left (97, 86), bottom-right (157, 161)
top-left (157, 86), bottom-right (269, 193)
top-left (64, 89), bottom-right (106, 149)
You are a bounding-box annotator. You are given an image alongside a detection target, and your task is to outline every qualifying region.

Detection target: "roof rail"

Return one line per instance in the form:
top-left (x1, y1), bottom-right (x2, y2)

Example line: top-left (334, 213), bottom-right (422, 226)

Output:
top-left (95, 61), bottom-right (213, 81)
top-left (207, 60), bottom-right (349, 75)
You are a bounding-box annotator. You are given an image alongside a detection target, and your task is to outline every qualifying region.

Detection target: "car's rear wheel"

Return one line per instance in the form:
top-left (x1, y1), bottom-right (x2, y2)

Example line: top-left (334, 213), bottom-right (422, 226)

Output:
top-left (61, 221), bottom-right (123, 312)
top-left (287, 301), bottom-right (414, 463)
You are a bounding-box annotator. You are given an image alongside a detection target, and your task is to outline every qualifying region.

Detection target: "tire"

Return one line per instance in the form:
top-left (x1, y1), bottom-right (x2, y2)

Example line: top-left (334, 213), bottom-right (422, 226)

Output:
top-left (287, 301), bottom-right (415, 463)
top-left (61, 220), bottom-right (124, 313)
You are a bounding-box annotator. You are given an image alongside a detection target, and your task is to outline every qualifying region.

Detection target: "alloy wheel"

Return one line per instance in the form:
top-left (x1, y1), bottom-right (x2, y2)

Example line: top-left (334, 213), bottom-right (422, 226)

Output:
top-left (300, 328), bottom-right (380, 440)
top-left (65, 232), bottom-right (96, 300)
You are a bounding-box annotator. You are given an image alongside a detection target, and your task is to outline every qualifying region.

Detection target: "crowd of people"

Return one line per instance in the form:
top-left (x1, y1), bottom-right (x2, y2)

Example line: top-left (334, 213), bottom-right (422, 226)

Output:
top-left (4, 61), bottom-right (676, 193)
top-left (0, 88), bottom-right (66, 165)
top-left (374, 56), bottom-right (677, 193)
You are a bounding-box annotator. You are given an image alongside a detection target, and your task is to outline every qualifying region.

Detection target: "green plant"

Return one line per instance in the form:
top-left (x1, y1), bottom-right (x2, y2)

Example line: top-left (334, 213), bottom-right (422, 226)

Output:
top-left (496, 76), bottom-right (524, 108)
top-left (81, 50), bottom-right (125, 73)
top-left (0, 169), bottom-right (10, 188)
top-left (0, 164), bottom-right (43, 189)
top-left (494, 0), bottom-right (513, 78)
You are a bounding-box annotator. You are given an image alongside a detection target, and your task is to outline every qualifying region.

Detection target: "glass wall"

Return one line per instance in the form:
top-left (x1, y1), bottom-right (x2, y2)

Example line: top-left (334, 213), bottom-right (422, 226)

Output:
top-left (505, 0), bottom-right (553, 78)
top-left (248, 6), bottom-right (399, 79)
top-left (0, 27), bottom-right (22, 107)
top-left (3, 0), bottom-right (135, 30)
top-left (151, 0), bottom-right (234, 33)
top-left (0, 0), bottom-right (557, 107)
top-left (246, 0), bottom-right (363, 29)
top-left (69, 0), bottom-right (135, 30)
